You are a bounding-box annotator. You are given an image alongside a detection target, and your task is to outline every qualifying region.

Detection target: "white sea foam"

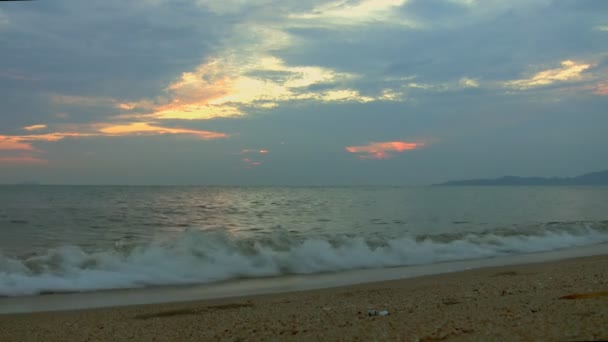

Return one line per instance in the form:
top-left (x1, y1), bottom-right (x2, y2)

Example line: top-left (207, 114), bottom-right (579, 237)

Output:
top-left (1, 226), bottom-right (607, 296)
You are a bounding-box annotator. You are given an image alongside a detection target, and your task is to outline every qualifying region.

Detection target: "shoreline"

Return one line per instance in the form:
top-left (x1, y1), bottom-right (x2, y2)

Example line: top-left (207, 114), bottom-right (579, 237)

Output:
top-left (1, 254), bottom-right (607, 340)
top-left (2, 243), bottom-right (607, 314)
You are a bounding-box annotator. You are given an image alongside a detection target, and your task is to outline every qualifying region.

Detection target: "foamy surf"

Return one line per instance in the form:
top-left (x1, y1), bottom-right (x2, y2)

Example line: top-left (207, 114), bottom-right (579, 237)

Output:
top-left (1, 222), bottom-right (607, 297)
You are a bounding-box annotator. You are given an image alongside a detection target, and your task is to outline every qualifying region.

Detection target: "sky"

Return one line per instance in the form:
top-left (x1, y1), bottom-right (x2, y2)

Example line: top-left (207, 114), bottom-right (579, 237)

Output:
top-left (1, 0), bottom-right (607, 185)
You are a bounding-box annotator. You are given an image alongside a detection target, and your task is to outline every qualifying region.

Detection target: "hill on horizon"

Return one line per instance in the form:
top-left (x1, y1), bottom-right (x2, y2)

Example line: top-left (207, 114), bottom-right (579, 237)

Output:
top-left (435, 170), bottom-right (608, 186)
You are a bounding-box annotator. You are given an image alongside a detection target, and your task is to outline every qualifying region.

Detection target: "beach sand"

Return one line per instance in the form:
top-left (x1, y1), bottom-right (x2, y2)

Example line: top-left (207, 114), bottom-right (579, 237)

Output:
top-left (1, 255), bottom-right (607, 341)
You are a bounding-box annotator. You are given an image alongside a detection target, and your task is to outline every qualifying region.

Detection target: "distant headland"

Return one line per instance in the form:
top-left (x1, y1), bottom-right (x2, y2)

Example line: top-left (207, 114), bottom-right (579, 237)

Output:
top-left (435, 170), bottom-right (608, 186)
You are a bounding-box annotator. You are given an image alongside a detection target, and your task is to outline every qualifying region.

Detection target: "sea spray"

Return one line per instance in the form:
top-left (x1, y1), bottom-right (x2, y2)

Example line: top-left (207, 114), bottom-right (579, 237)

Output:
top-left (1, 223), bottom-right (607, 296)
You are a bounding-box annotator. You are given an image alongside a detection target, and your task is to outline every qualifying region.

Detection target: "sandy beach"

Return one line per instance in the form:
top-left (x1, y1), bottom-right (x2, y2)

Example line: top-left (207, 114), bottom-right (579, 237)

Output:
top-left (1, 255), bottom-right (607, 341)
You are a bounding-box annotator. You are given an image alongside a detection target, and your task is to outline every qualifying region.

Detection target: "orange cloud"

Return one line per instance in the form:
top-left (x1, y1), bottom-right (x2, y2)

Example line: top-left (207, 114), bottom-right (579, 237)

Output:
top-left (141, 55), bottom-right (372, 121)
top-left (346, 141), bottom-right (424, 160)
top-left (594, 82), bottom-right (608, 95)
top-left (506, 60), bottom-right (592, 89)
top-left (17, 132), bottom-right (96, 142)
top-left (0, 136), bottom-right (35, 151)
top-left (3, 123), bottom-right (226, 145)
top-left (118, 30), bottom-right (395, 122)
top-left (0, 122), bottom-right (228, 165)
top-left (23, 124), bottom-right (47, 131)
top-left (98, 122), bottom-right (228, 140)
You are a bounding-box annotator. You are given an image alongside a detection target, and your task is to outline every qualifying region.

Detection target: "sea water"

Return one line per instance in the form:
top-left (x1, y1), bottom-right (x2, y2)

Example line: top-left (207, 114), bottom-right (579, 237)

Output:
top-left (1, 186), bottom-right (607, 307)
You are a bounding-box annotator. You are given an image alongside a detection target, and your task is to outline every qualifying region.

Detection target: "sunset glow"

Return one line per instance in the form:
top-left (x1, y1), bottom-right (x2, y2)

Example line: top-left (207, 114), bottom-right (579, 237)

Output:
top-left (1, 1), bottom-right (607, 184)
top-left (23, 124), bottom-right (48, 131)
top-left (0, 136), bottom-right (36, 151)
top-left (140, 53), bottom-right (377, 121)
top-left (0, 123), bottom-right (228, 166)
top-left (98, 122), bottom-right (228, 140)
top-left (346, 141), bottom-right (424, 160)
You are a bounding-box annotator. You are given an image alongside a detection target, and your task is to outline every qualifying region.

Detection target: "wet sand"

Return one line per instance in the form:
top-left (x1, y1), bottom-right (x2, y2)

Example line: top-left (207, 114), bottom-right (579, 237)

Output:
top-left (1, 255), bottom-right (607, 341)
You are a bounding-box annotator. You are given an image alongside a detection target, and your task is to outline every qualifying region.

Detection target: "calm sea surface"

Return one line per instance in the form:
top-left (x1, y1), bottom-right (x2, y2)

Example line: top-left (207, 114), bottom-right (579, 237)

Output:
top-left (1, 185), bottom-right (607, 296)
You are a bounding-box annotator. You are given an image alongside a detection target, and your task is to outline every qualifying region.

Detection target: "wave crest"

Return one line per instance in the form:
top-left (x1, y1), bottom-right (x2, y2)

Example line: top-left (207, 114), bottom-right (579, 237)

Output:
top-left (1, 222), bottom-right (607, 296)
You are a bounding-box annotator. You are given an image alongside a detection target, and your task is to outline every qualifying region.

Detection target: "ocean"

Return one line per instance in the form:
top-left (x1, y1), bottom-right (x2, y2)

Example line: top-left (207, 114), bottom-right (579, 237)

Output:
top-left (1, 185), bottom-right (607, 303)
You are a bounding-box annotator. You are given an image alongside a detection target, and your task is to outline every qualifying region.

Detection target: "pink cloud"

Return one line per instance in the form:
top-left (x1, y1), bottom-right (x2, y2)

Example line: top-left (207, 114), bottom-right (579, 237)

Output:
top-left (240, 149), bottom-right (269, 168)
top-left (594, 82), bottom-right (608, 95)
top-left (0, 136), bottom-right (35, 151)
top-left (346, 141), bottom-right (424, 160)
top-left (242, 158), bottom-right (262, 168)
top-left (0, 136), bottom-right (46, 165)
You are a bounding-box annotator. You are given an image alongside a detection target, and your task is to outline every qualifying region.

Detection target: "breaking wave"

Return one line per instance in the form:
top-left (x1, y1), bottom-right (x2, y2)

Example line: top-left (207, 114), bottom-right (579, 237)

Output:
top-left (1, 222), bottom-right (607, 296)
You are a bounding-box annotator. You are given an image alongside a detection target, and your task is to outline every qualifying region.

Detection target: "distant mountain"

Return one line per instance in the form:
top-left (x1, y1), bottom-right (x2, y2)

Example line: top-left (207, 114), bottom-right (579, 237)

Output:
top-left (435, 170), bottom-right (608, 186)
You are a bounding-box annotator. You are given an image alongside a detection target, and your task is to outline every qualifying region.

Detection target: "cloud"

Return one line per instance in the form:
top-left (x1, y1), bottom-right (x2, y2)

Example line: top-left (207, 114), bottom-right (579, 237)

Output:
top-left (0, 135), bottom-right (45, 165)
top-left (9, 123), bottom-right (227, 143)
top-left (0, 136), bottom-right (36, 151)
top-left (289, 0), bottom-right (416, 27)
top-left (595, 82), bottom-right (608, 95)
top-left (505, 60), bottom-right (592, 89)
top-left (0, 132), bottom-right (99, 165)
top-left (242, 157), bottom-right (262, 168)
top-left (346, 141), bottom-right (424, 159)
top-left (115, 100), bottom-right (158, 111)
top-left (378, 88), bottom-right (406, 101)
top-left (11, 132), bottom-right (98, 143)
top-left (0, 122), bottom-right (228, 165)
top-left (595, 25), bottom-right (608, 31)
top-left (1, 0), bottom-right (230, 104)
top-left (23, 124), bottom-right (47, 131)
top-left (459, 77), bottom-right (479, 88)
top-left (98, 122), bottom-right (228, 140)
top-left (240, 148), bottom-right (269, 168)
top-left (131, 26), bottom-right (390, 121)
top-left (2, 0), bottom-right (608, 183)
